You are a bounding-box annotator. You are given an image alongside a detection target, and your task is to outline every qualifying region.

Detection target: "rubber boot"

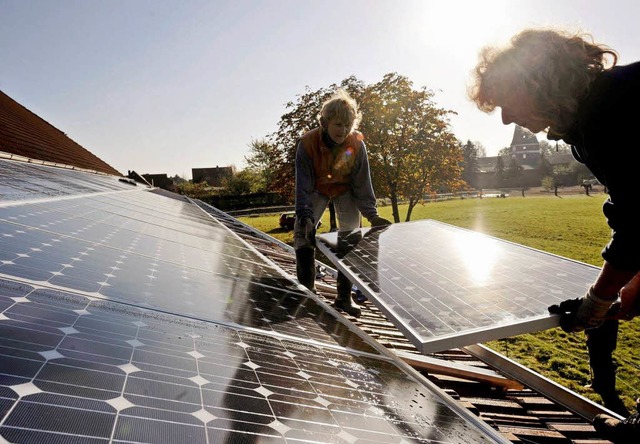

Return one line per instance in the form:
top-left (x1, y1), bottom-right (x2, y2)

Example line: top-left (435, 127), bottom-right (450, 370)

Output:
top-left (594, 410), bottom-right (640, 443)
top-left (333, 271), bottom-right (361, 317)
top-left (586, 320), bottom-right (629, 416)
top-left (295, 248), bottom-right (316, 292)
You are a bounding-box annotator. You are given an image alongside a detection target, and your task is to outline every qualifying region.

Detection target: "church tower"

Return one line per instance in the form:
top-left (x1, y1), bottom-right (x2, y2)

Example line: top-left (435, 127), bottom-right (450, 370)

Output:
top-left (510, 125), bottom-right (540, 166)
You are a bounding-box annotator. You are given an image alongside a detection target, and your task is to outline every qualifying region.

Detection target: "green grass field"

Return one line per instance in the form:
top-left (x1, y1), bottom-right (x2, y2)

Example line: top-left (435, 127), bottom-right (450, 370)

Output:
top-left (239, 193), bottom-right (640, 411)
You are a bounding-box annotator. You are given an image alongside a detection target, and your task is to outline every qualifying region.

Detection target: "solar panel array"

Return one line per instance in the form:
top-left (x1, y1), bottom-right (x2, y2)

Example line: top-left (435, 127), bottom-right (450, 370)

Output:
top-left (316, 220), bottom-right (600, 354)
top-left (0, 159), bottom-right (505, 443)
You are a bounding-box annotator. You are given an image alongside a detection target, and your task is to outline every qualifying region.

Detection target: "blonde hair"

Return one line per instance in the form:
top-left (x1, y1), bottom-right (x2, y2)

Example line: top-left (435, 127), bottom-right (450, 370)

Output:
top-left (318, 88), bottom-right (362, 133)
top-left (469, 28), bottom-right (618, 135)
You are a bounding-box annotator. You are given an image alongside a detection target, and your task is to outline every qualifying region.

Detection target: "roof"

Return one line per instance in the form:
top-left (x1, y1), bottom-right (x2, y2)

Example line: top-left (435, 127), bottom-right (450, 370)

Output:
top-left (0, 90), bottom-right (121, 176)
top-left (510, 125), bottom-right (539, 148)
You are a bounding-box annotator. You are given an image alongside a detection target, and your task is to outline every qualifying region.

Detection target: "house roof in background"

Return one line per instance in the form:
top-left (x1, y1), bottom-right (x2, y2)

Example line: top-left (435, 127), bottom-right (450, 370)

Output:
top-left (0, 90), bottom-right (121, 176)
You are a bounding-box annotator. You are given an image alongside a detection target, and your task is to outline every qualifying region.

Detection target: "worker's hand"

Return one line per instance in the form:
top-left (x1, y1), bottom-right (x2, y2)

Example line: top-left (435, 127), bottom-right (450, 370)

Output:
top-left (611, 272), bottom-right (640, 321)
top-left (300, 217), bottom-right (316, 246)
top-left (370, 216), bottom-right (392, 228)
top-left (548, 287), bottom-right (614, 332)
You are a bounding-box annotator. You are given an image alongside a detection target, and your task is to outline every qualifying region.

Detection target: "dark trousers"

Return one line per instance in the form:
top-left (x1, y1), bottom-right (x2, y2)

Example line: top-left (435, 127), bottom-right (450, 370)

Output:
top-left (586, 319), bottom-right (629, 416)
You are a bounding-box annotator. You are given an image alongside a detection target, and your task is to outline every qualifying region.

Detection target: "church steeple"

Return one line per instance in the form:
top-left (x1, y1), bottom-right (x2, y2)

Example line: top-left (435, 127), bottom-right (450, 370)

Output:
top-left (510, 125), bottom-right (540, 166)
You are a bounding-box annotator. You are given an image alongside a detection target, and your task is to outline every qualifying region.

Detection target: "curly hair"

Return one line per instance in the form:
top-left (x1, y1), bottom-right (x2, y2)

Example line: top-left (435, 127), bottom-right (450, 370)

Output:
top-left (318, 88), bottom-right (362, 133)
top-left (468, 28), bottom-right (618, 135)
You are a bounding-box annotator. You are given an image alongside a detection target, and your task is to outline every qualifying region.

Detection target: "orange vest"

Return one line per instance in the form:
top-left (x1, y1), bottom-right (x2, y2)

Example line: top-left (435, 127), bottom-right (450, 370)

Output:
top-left (299, 127), bottom-right (364, 198)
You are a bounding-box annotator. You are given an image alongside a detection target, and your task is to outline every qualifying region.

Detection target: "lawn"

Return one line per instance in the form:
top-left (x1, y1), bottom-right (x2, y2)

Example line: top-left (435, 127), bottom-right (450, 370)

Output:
top-left (239, 192), bottom-right (640, 411)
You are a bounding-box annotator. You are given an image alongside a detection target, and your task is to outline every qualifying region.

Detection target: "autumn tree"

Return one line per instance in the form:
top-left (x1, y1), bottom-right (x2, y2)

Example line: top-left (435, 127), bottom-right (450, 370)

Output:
top-left (248, 74), bottom-right (464, 218)
top-left (359, 73), bottom-right (462, 222)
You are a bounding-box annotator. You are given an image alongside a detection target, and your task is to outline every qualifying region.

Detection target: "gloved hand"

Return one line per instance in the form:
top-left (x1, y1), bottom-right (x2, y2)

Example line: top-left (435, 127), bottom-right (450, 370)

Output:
top-left (614, 272), bottom-right (640, 321)
top-left (300, 217), bottom-right (316, 246)
top-left (370, 216), bottom-right (392, 227)
top-left (548, 286), bottom-right (614, 332)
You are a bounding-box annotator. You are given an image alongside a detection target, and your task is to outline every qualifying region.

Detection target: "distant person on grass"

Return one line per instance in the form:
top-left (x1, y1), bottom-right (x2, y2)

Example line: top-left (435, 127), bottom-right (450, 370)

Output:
top-left (468, 27), bottom-right (640, 442)
top-left (294, 89), bottom-right (390, 317)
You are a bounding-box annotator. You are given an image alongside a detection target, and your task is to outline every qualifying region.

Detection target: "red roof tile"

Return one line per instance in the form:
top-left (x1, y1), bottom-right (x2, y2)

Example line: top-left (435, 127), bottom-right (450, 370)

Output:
top-left (0, 90), bottom-right (121, 176)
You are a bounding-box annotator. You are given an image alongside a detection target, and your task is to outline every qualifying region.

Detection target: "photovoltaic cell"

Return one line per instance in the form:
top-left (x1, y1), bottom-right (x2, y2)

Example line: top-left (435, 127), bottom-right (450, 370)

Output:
top-left (0, 278), bottom-right (502, 443)
top-left (0, 160), bottom-right (507, 443)
top-left (316, 220), bottom-right (599, 354)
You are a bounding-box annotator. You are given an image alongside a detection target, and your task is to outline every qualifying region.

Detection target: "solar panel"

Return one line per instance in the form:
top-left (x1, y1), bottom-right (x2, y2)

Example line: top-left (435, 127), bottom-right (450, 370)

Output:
top-left (316, 220), bottom-right (599, 354)
top-left (0, 161), bottom-right (507, 443)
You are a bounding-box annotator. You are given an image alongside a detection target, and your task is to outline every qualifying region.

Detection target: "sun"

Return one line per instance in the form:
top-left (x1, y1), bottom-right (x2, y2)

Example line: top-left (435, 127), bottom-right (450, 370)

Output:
top-left (419, 1), bottom-right (512, 59)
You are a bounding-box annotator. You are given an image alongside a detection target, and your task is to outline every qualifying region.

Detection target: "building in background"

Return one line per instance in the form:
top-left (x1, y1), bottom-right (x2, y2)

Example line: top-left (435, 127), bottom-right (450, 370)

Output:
top-left (509, 125), bottom-right (541, 166)
top-left (192, 165), bottom-right (233, 186)
top-left (142, 173), bottom-right (175, 191)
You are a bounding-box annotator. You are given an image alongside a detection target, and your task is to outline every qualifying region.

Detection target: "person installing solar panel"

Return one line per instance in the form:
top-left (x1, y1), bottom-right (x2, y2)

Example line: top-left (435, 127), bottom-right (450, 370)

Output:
top-left (468, 27), bottom-right (640, 442)
top-left (294, 88), bottom-right (391, 317)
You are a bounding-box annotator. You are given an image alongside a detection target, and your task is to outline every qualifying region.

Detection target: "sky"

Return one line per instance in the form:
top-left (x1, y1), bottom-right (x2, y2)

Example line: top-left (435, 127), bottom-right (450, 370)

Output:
top-left (1, 0), bottom-right (639, 179)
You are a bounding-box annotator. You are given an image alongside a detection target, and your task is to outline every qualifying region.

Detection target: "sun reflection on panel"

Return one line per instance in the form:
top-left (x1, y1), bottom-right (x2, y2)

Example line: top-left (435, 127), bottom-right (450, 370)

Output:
top-left (454, 230), bottom-right (500, 286)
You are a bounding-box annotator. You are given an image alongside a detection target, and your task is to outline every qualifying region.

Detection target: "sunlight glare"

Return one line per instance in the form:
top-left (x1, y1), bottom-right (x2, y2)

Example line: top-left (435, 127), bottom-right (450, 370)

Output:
top-left (454, 230), bottom-right (499, 285)
top-left (419, 1), bottom-right (511, 60)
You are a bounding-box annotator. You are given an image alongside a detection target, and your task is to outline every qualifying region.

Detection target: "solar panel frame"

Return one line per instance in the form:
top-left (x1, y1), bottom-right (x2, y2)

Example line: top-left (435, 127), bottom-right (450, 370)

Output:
top-left (316, 220), bottom-right (599, 354)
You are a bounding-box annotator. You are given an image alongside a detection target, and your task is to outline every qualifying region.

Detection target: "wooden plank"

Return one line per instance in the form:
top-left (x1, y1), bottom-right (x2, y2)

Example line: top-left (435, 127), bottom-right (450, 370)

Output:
top-left (395, 350), bottom-right (524, 390)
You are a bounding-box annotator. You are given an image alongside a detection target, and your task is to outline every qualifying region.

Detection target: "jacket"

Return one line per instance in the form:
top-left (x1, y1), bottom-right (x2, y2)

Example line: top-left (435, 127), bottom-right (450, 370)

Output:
top-left (560, 61), bottom-right (640, 271)
top-left (295, 127), bottom-right (378, 221)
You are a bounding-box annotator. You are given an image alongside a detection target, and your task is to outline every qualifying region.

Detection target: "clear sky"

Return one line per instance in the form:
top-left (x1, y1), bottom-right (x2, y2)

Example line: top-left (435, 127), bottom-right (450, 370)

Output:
top-left (1, 0), bottom-right (639, 178)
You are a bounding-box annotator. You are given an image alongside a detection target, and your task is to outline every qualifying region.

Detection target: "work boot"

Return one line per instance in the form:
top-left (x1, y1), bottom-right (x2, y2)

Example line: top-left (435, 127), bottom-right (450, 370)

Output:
top-left (600, 393), bottom-right (631, 418)
top-left (594, 411), bottom-right (640, 443)
top-left (333, 271), bottom-right (361, 317)
top-left (295, 248), bottom-right (316, 292)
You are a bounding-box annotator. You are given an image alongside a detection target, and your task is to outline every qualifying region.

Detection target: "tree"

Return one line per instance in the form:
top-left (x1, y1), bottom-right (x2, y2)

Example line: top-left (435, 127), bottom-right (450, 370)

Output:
top-left (497, 146), bottom-right (511, 157)
top-left (538, 153), bottom-right (553, 179)
top-left (570, 160), bottom-right (593, 183)
top-left (358, 73), bottom-right (462, 222)
top-left (253, 74), bottom-right (464, 218)
top-left (244, 138), bottom-right (281, 192)
top-left (461, 140), bottom-right (480, 188)
top-left (169, 174), bottom-right (187, 185)
top-left (494, 156), bottom-right (505, 187)
top-left (175, 181), bottom-right (212, 199)
top-left (504, 158), bottom-right (523, 187)
top-left (540, 139), bottom-right (571, 157)
top-left (473, 141), bottom-right (487, 158)
top-left (220, 169), bottom-right (265, 196)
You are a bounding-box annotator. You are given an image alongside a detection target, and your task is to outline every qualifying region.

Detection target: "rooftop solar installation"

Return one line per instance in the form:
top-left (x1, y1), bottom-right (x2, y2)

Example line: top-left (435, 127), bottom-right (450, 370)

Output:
top-left (0, 159), bottom-right (507, 443)
top-left (316, 220), bottom-right (600, 354)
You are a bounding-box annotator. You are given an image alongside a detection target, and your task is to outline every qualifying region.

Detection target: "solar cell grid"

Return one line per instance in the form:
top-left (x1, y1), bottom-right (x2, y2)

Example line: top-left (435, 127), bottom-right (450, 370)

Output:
top-left (0, 277), bottom-right (503, 443)
top-left (0, 197), bottom-right (383, 350)
top-left (0, 158), bottom-right (135, 202)
top-left (316, 220), bottom-right (600, 354)
top-left (0, 162), bottom-right (508, 442)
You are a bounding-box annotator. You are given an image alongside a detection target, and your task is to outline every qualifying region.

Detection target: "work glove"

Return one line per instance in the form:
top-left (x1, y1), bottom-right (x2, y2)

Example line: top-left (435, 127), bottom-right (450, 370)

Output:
top-left (370, 216), bottom-right (392, 228)
top-left (300, 216), bottom-right (316, 246)
top-left (548, 286), bottom-right (614, 332)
